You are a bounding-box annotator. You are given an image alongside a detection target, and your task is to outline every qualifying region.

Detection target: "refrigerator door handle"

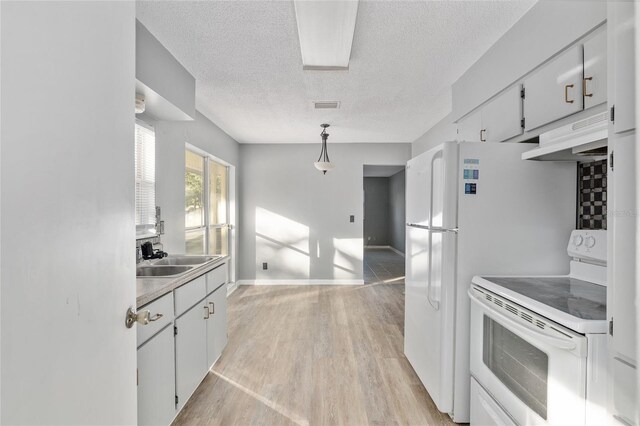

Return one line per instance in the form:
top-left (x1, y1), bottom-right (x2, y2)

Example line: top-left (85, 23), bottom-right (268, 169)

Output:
top-left (426, 151), bottom-right (443, 311)
top-left (406, 223), bottom-right (458, 233)
top-left (426, 231), bottom-right (440, 311)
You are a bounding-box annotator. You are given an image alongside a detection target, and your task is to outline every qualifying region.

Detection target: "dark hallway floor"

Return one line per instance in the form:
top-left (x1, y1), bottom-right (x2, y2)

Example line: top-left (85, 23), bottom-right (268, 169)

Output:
top-left (363, 247), bottom-right (405, 285)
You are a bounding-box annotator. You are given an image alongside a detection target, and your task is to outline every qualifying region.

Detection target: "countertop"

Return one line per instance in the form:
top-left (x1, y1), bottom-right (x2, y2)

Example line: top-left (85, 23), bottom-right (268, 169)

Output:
top-left (136, 255), bottom-right (229, 307)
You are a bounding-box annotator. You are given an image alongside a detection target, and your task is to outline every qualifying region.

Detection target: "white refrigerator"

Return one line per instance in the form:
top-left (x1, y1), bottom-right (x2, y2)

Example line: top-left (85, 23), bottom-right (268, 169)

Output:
top-left (404, 141), bottom-right (577, 422)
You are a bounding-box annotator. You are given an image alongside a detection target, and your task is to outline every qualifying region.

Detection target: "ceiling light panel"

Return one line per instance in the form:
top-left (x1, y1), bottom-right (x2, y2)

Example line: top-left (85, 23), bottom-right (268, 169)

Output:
top-left (294, 0), bottom-right (359, 70)
top-left (314, 101), bottom-right (341, 109)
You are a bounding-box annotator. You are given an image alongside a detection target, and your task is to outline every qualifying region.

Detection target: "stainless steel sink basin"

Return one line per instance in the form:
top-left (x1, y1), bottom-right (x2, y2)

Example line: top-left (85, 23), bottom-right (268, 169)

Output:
top-left (136, 265), bottom-right (193, 277)
top-left (154, 255), bottom-right (220, 266)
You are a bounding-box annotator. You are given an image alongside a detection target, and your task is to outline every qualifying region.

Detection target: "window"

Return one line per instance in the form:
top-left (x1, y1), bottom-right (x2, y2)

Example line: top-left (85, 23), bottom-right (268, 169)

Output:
top-left (185, 149), bottom-right (229, 255)
top-left (135, 121), bottom-right (156, 238)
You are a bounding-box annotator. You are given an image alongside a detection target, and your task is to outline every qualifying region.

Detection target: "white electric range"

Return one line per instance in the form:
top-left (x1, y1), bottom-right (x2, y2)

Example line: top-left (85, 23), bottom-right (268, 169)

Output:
top-left (468, 230), bottom-right (608, 426)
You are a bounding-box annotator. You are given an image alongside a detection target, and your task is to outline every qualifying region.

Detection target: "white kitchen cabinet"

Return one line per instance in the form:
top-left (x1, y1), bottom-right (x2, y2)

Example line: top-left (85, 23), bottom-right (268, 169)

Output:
top-left (583, 28), bottom-right (607, 110)
top-left (524, 44), bottom-right (584, 131)
top-left (607, 3), bottom-right (637, 422)
top-left (175, 300), bottom-right (208, 411)
top-left (206, 283), bottom-right (228, 368)
top-left (137, 325), bottom-right (176, 426)
top-left (609, 1), bottom-right (635, 134)
top-left (481, 84), bottom-right (523, 143)
top-left (457, 86), bottom-right (523, 143)
top-left (457, 109), bottom-right (482, 142)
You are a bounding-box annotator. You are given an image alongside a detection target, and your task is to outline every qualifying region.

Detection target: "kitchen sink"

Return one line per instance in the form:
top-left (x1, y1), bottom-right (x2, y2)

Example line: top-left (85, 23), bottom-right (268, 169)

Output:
top-left (154, 255), bottom-right (220, 266)
top-left (136, 265), bottom-right (193, 277)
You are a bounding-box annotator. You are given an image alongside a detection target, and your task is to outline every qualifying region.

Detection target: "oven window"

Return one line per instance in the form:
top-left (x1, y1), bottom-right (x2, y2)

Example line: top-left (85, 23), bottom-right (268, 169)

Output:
top-left (483, 315), bottom-right (548, 420)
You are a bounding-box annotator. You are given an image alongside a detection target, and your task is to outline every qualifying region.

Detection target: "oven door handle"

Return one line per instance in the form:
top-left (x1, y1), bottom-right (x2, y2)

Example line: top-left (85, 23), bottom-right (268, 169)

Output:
top-left (469, 289), bottom-right (577, 352)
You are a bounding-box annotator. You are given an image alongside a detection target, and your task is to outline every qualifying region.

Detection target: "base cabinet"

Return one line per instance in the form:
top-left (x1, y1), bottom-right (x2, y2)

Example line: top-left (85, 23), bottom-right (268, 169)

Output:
top-left (175, 300), bottom-right (209, 411)
top-left (137, 262), bottom-right (229, 423)
top-left (207, 284), bottom-right (228, 367)
top-left (137, 325), bottom-right (176, 426)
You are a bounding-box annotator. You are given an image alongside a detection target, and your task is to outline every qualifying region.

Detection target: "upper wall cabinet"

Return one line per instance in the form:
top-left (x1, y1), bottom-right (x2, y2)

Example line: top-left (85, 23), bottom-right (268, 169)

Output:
top-left (457, 110), bottom-right (482, 142)
top-left (583, 29), bottom-right (607, 109)
top-left (481, 85), bottom-right (524, 143)
top-left (457, 85), bottom-right (523, 143)
top-left (609, 2), bottom-right (635, 134)
top-left (524, 45), bottom-right (584, 131)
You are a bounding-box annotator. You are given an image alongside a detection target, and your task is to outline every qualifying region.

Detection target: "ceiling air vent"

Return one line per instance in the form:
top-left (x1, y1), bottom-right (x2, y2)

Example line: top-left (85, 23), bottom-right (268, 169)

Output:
top-left (314, 101), bottom-right (340, 109)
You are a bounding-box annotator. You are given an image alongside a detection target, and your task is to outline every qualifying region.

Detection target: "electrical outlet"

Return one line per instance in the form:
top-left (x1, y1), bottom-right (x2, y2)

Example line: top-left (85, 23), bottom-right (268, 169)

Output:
top-left (350, 215), bottom-right (355, 223)
top-left (262, 262), bottom-right (268, 270)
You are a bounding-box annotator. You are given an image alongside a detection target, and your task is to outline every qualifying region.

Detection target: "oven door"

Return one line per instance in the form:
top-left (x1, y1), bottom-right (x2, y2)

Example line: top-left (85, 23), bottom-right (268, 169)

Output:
top-left (469, 286), bottom-right (588, 426)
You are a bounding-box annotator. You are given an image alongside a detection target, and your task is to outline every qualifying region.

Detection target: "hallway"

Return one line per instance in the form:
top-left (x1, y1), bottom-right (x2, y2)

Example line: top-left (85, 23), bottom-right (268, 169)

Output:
top-left (364, 247), bottom-right (405, 285)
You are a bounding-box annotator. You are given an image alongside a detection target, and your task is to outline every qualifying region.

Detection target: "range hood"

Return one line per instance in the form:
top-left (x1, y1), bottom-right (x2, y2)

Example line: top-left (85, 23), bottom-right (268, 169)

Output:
top-left (522, 111), bottom-right (608, 161)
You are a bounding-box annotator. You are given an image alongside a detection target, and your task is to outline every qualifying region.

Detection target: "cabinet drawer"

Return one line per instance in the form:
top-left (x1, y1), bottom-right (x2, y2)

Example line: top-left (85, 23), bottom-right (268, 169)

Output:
top-left (206, 263), bottom-right (227, 294)
top-left (137, 292), bottom-right (174, 347)
top-left (174, 275), bottom-right (207, 317)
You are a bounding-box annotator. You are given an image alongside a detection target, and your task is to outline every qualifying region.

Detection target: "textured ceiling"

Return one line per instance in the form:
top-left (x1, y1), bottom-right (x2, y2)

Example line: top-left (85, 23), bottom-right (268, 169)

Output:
top-left (136, 1), bottom-right (536, 144)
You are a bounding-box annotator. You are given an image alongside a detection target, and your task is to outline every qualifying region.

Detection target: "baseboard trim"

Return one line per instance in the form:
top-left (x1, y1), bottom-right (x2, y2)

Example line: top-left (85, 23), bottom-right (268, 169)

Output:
top-left (227, 281), bottom-right (238, 296)
top-left (366, 245), bottom-right (405, 257)
top-left (388, 246), bottom-right (405, 258)
top-left (237, 279), bottom-right (364, 286)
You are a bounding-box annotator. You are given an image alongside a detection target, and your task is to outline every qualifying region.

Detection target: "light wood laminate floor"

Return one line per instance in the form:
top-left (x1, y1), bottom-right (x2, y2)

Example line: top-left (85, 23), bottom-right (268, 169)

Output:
top-left (173, 269), bottom-right (454, 425)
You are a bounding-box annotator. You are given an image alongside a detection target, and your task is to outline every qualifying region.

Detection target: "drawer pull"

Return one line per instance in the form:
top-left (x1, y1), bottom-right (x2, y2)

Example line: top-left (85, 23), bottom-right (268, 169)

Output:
top-left (209, 301), bottom-right (215, 315)
top-left (583, 77), bottom-right (593, 97)
top-left (564, 84), bottom-right (575, 103)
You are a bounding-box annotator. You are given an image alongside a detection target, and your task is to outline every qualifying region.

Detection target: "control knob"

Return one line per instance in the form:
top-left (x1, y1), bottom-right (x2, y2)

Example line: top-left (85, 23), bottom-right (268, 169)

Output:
top-left (573, 235), bottom-right (584, 247)
top-left (585, 236), bottom-right (596, 249)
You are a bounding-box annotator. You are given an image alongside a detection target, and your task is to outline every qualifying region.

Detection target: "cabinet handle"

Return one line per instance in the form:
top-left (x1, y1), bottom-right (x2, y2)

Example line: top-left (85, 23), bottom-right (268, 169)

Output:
top-left (564, 84), bottom-right (574, 103)
top-left (149, 313), bottom-right (163, 322)
top-left (583, 77), bottom-right (593, 97)
top-left (204, 306), bottom-right (210, 320)
top-left (480, 129), bottom-right (486, 142)
top-left (209, 301), bottom-right (215, 315)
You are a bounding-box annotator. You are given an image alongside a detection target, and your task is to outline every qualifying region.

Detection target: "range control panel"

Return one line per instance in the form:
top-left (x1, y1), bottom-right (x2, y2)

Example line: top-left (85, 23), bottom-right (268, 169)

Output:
top-left (567, 229), bottom-right (607, 263)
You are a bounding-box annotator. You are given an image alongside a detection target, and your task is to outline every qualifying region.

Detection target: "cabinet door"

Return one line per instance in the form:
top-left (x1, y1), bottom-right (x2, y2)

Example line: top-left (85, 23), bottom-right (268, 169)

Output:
top-left (481, 84), bottom-right (523, 143)
top-left (583, 29), bottom-right (607, 110)
top-left (138, 325), bottom-right (176, 426)
top-left (206, 285), bottom-right (228, 368)
top-left (608, 129), bottom-right (638, 424)
top-left (457, 109), bottom-right (482, 142)
top-left (609, 2), bottom-right (635, 133)
top-left (524, 44), bottom-right (584, 131)
top-left (175, 301), bottom-right (208, 411)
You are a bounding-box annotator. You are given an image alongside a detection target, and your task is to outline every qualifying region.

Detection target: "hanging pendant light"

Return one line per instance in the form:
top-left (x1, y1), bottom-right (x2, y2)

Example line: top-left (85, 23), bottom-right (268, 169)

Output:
top-left (314, 123), bottom-right (335, 174)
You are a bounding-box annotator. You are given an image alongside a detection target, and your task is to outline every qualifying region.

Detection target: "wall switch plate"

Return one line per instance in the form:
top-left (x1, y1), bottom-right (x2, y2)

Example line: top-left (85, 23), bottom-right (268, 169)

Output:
top-left (350, 215), bottom-right (355, 223)
top-left (262, 262), bottom-right (268, 270)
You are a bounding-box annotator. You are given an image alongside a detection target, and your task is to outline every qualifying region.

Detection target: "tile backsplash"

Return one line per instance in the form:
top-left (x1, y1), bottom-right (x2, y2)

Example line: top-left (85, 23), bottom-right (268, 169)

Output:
top-left (578, 159), bottom-right (607, 230)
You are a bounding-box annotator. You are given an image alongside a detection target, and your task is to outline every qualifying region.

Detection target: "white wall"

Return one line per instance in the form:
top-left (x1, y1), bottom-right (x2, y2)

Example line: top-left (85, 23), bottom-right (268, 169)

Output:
top-left (153, 111), bottom-right (240, 279)
top-left (136, 20), bottom-right (196, 120)
top-left (412, 113), bottom-right (457, 157)
top-left (239, 143), bottom-right (411, 283)
top-left (1, 2), bottom-right (137, 423)
top-left (388, 170), bottom-right (406, 254)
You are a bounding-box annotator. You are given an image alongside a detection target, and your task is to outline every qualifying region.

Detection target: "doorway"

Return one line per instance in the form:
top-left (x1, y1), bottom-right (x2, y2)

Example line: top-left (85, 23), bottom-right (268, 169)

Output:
top-left (363, 165), bottom-right (406, 285)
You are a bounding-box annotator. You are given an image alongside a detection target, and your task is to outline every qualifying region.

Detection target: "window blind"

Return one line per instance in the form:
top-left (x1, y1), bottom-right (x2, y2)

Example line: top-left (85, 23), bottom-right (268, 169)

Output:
top-left (135, 122), bottom-right (156, 236)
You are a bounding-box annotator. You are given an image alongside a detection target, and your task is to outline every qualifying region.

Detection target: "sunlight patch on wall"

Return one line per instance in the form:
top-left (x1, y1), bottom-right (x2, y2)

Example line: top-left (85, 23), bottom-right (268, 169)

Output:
top-left (256, 207), bottom-right (310, 278)
top-left (332, 238), bottom-right (361, 279)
